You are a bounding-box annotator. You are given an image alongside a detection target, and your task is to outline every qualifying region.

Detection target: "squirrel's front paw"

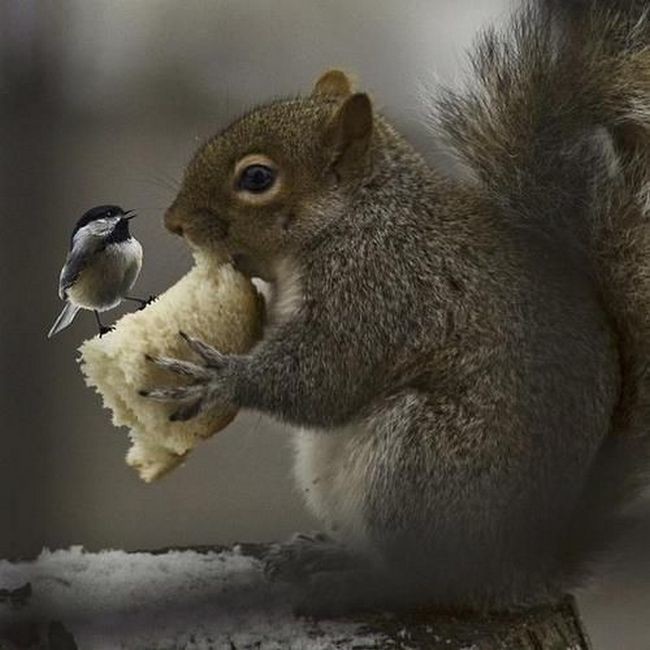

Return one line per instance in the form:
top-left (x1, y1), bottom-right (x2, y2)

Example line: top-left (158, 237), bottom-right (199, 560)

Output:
top-left (138, 331), bottom-right (241, 421)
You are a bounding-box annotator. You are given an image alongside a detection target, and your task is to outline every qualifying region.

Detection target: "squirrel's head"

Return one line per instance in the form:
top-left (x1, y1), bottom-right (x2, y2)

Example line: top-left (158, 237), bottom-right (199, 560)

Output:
top-left (165, 70), bottom-right (378, 280)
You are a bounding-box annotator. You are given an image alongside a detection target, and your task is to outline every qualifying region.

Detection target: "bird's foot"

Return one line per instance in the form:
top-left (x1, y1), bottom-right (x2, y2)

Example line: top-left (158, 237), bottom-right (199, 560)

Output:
top-left (137, 295), bottom-right (158, 311)
top-left (98, 325), bottom-right (114, 338)
top-left (124, 295), bottom-right (158, 311)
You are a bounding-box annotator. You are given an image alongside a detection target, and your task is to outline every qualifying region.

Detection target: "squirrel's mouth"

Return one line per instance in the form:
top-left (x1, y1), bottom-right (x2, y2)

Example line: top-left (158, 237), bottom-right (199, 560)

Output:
top-left (209, 215), bottom-right (230, 240)
top-left (232, 252), bottom-right (272, 282)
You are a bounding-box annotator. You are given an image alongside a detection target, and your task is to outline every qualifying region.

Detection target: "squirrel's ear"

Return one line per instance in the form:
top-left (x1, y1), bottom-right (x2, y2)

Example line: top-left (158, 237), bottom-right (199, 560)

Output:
top-left (312, 69), bottom-right (354, 99)
top-left (323, 93), bottom-right (373, 178)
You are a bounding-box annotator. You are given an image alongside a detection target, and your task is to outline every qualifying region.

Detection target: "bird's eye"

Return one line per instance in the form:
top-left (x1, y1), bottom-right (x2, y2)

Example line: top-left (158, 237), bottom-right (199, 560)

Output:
top-left (237, 164), bottom-right (276, 193)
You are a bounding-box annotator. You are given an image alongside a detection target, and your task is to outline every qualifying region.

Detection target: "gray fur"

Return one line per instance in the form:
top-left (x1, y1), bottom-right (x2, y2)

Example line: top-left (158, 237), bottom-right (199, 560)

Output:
top-left (145, 0), bottom-right (650, 610)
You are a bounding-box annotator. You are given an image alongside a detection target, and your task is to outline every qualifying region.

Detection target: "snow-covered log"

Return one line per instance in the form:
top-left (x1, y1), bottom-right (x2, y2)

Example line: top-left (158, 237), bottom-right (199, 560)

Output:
top-left (0, 544), bottom-right (591, 649)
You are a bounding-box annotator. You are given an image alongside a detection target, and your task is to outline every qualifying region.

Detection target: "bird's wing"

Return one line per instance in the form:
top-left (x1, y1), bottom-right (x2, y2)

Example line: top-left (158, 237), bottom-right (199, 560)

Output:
top-left (58, 230), bottom-right (105, 299)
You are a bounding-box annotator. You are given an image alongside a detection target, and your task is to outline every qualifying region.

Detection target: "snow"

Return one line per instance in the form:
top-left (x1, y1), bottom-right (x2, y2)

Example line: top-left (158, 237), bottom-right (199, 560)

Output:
top-left (0, 546), bottom-right (386, 649)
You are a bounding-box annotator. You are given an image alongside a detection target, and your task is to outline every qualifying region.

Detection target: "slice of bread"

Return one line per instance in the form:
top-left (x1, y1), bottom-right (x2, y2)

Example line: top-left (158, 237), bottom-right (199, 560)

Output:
top-left (78, 249), bottom-right (263, 482)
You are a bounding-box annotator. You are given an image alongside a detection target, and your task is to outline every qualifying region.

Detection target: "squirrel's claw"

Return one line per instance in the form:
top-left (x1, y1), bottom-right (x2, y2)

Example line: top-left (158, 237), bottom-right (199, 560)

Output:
top-left (138, 385), bottom-right (204, 402)
top-left (179, 331), bottom-right (226, 367)
top-left (138, 383), bottom-right (210, 422)
top-left (139, 337), bottom-right (240, 421)
top-left (144, 354), bottom-right (212, 381)
top-left (169, 398), bottom-right (204, 422)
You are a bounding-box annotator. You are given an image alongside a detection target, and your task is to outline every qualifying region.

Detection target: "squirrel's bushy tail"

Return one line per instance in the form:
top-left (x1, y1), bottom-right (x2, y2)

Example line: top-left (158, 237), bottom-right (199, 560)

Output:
top-left (435, 0), bottom-right (650, 570)
top-left (435, 0), bottom-right (650, 241)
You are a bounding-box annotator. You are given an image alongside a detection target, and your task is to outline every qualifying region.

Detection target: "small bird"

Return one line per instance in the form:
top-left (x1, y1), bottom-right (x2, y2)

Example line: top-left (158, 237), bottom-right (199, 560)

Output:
top-left (48, 205), bottom-right (151, 338)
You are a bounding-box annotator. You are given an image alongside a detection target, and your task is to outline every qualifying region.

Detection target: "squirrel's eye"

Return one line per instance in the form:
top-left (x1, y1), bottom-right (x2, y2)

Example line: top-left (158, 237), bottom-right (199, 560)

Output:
top-left (237, 164), bottom-right (276, 193)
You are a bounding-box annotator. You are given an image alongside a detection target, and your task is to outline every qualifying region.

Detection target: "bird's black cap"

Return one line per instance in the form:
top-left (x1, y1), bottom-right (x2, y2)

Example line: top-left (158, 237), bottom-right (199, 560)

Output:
top-left (70, 205), bottom-right (133, 246)
top-left (72, 205), bottom-right (124, 233)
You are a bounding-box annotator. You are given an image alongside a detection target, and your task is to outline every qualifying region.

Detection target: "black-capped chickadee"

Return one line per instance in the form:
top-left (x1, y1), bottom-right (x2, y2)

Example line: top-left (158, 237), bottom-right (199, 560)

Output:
top-left (48, 205), bottom-right (151, 338)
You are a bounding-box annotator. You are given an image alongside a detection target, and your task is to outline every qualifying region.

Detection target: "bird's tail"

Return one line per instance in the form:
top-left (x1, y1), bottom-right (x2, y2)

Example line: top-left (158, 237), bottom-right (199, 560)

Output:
top-left (47, 302), bottom-right (80, 338)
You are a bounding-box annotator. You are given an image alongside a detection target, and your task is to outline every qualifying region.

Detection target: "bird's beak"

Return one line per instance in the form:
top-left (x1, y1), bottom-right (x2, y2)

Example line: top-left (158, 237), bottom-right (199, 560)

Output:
top-left (123, 210), bottom-right (137, 220)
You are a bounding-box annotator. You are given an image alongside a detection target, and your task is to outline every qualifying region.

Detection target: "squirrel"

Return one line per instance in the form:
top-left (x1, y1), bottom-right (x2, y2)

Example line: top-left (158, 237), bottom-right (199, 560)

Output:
top-left (144, 0), bottom-right (650, 610)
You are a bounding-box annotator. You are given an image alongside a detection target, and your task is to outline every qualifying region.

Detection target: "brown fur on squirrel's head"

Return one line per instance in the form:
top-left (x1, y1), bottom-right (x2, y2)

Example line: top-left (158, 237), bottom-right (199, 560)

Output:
top-left (165, 70), bottom-right (378, 280)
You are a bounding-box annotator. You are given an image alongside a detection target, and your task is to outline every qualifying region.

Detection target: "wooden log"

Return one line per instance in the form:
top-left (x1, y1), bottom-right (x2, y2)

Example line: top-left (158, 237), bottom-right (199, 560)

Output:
top-left (0, 543), bottom-right (592, 649)
top-left (350, 596), bottom-right (591, 649)
top-left (148, 543), bottom-right (593, 649)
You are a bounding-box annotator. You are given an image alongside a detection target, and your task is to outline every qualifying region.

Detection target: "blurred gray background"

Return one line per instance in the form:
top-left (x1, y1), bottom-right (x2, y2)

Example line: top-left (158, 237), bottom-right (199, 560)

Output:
top-left (1, 1), bottom-right (649, 647)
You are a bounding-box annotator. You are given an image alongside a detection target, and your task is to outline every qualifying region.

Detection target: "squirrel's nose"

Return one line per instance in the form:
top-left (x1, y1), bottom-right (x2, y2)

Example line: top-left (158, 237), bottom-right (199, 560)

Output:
top-left (164, 205), bottom-right (185, 237)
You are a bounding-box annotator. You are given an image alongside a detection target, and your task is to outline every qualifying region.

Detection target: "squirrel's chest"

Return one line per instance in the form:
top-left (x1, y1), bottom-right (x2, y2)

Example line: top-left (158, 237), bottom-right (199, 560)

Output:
top-left (267, 257), bottom-right (304, 328)
top-left (292, 424), bottom-right (377, 550)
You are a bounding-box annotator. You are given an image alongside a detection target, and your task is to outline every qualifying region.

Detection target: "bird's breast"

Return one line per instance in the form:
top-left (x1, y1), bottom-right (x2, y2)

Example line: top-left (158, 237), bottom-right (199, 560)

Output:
top-left (67, 239), bottom-right (143, 311)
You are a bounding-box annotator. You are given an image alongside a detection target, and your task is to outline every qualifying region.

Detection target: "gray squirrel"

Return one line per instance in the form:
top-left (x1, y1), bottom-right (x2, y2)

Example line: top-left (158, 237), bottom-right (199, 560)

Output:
top-left (142, 0), bottom-right (650, 610)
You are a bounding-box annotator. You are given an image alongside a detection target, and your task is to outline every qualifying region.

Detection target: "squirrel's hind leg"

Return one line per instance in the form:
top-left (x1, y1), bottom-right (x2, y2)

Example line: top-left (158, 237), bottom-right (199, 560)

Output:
top-left (263, 532), bottom-right (385, 616)
top-left (263, 532), bottom-right (359, 583)
top-left (297, 388), bottom-right (579, 610)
